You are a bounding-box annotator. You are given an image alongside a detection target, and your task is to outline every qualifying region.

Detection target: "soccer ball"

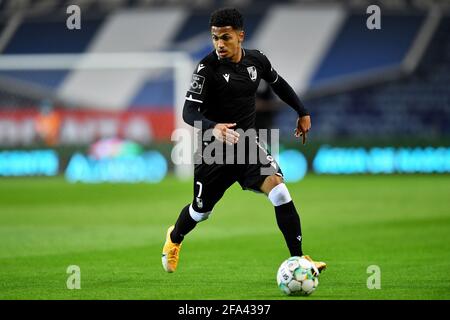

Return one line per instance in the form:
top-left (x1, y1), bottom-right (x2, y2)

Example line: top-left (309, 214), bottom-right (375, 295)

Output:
top-left (276, 256), bottom-right (319, 296)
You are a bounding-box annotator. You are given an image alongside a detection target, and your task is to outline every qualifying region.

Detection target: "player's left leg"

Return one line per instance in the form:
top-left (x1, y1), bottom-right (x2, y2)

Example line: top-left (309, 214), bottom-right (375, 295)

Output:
top-left (238, 149), bottom-right (327, 272)
top-left (260, 175), bottom-right (304, 257)
top-left (260, 175), bottom-right (326, 272)
top-left (237, 138), bottom-right (306, 259)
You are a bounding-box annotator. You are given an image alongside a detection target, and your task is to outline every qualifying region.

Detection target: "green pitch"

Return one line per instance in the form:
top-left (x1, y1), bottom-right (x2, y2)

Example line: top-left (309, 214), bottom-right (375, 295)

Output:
top-left (0, 175), bottom-right (449, 300)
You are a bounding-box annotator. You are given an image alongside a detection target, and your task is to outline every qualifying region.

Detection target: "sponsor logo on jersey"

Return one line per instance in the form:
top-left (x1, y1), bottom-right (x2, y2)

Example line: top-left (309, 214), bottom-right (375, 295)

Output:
top-left (223, 74), bottom-right (230, 82)
top-left (197, 64), bottom-right (205, 72)
top-left (247, 66), bottom-right (257, 81)
top-left (188, 74), bottom-right (205, 94)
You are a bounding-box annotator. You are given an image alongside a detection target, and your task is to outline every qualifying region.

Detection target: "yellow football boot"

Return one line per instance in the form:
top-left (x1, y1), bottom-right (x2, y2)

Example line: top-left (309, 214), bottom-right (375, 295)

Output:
top-left (303, 255), bottom-right (327, 274)
top-left (162, 225), bottom-right (182, 273)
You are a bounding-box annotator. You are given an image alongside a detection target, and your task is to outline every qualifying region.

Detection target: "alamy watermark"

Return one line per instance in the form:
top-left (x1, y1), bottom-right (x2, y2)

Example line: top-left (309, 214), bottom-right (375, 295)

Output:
top-left (366, 5), bottom-right (381, 30)
top-left (66, 265), bottom-right (81, 289)
top-left (171, 121), bottom-right (280, 175)
top-left (66, 5), bottom-right (81, 30)
top-left (367, 265), bottom-right (381, 289)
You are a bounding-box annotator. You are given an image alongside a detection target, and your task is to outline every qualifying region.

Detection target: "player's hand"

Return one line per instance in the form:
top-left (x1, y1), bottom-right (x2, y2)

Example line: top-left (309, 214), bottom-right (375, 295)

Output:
top-left (213, 123), bottom-right (240, 145)
top-left (295, 115), bottom-right (311, 145)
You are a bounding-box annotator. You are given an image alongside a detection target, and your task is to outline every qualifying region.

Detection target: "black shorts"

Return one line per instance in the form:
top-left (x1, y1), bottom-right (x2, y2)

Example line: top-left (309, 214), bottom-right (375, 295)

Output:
top-left (191, 139), bottom-right (283, 213)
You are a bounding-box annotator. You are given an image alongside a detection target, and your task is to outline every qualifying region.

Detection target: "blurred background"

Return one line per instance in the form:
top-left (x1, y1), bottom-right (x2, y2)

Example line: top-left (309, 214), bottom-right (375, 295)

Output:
top-left (0, 0), bottom-right (449, 181)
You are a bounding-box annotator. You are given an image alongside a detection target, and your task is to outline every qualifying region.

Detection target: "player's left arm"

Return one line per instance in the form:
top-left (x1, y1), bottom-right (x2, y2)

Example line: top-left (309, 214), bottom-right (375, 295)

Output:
top-left (259, 52), bottom-right (311, 145)
top-left (271, 77), bottom-right (311, 145)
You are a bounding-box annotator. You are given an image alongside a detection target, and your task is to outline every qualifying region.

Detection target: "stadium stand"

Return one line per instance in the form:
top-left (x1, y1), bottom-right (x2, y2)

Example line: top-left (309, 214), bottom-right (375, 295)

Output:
top-left (276, 16), bottom-right (450, 141)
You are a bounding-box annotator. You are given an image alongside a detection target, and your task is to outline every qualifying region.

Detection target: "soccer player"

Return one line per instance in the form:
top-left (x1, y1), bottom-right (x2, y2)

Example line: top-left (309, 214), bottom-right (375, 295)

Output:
top-left (162, 8), bottom-right (326, 273)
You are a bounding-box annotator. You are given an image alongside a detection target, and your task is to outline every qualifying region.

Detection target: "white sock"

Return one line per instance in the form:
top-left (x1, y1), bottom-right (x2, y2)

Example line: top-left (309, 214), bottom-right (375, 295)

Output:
top-left (268, 183), bottom-right (292, 206)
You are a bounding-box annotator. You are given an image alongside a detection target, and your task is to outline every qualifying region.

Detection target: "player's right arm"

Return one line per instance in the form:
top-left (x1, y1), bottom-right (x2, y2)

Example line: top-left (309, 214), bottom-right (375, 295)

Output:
top-left (182, 65), bottom-right (217, 130)
top-left (182, 64), bottom-right (239, 145)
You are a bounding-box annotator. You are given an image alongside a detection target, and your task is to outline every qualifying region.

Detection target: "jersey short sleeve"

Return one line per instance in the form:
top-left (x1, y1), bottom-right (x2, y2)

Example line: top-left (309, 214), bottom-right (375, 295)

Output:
top-left (258, 50), bottom-right (279, 84)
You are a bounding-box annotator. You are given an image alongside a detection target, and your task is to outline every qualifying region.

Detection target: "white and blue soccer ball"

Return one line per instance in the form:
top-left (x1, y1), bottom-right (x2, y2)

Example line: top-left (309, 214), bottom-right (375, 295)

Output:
top-left (276, 256), bottom-right (319, 296)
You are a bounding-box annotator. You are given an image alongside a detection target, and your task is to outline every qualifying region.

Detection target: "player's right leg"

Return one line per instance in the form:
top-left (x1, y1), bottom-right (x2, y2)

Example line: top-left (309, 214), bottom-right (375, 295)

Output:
top-left (162, 163), bottom-right (235, 273)
top-left (162, 204), bottom-right (212, 273)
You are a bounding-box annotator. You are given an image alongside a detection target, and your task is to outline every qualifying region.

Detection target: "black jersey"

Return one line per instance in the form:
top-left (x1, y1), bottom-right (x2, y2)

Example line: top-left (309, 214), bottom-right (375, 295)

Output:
top-left (183, 48), bottom-right (309, 134)
top-left (184, 48), bottom-right (279, 131)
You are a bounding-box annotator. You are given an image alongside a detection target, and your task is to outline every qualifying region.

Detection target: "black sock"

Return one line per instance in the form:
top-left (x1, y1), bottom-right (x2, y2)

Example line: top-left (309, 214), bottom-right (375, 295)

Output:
top-left (170, 204), bottom-right (198, 244)
top-left (274, 201), bottom-right (303, 257)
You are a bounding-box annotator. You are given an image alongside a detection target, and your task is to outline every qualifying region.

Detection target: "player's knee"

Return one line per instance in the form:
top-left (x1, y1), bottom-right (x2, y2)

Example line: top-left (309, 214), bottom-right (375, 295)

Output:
top-left (264, 174), bottom-right (284, 189)
top-left (189, 204), bottom-right (212, 222)
top-left (268, 183), bottom-right (292, 207)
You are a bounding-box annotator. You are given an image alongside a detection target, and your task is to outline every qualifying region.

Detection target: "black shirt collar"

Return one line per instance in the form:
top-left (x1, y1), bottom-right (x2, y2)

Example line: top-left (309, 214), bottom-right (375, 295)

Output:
top-left (215, 48), bottom-right (245, 64)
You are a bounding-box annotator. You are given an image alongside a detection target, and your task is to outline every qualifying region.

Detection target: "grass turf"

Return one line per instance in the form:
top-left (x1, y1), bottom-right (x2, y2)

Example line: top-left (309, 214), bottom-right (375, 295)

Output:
top-left (0, 175), bottom-right (449, 300)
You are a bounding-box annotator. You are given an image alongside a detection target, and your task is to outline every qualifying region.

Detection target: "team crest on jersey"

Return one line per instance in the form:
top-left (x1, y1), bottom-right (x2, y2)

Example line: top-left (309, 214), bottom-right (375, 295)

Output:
top-left (247, 66), bottom-right (257, 82)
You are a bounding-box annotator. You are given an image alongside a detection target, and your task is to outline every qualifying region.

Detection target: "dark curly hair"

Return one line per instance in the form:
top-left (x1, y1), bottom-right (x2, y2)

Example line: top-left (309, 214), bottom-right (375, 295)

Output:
top-left (209, 8), bottom-right (244, 30)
